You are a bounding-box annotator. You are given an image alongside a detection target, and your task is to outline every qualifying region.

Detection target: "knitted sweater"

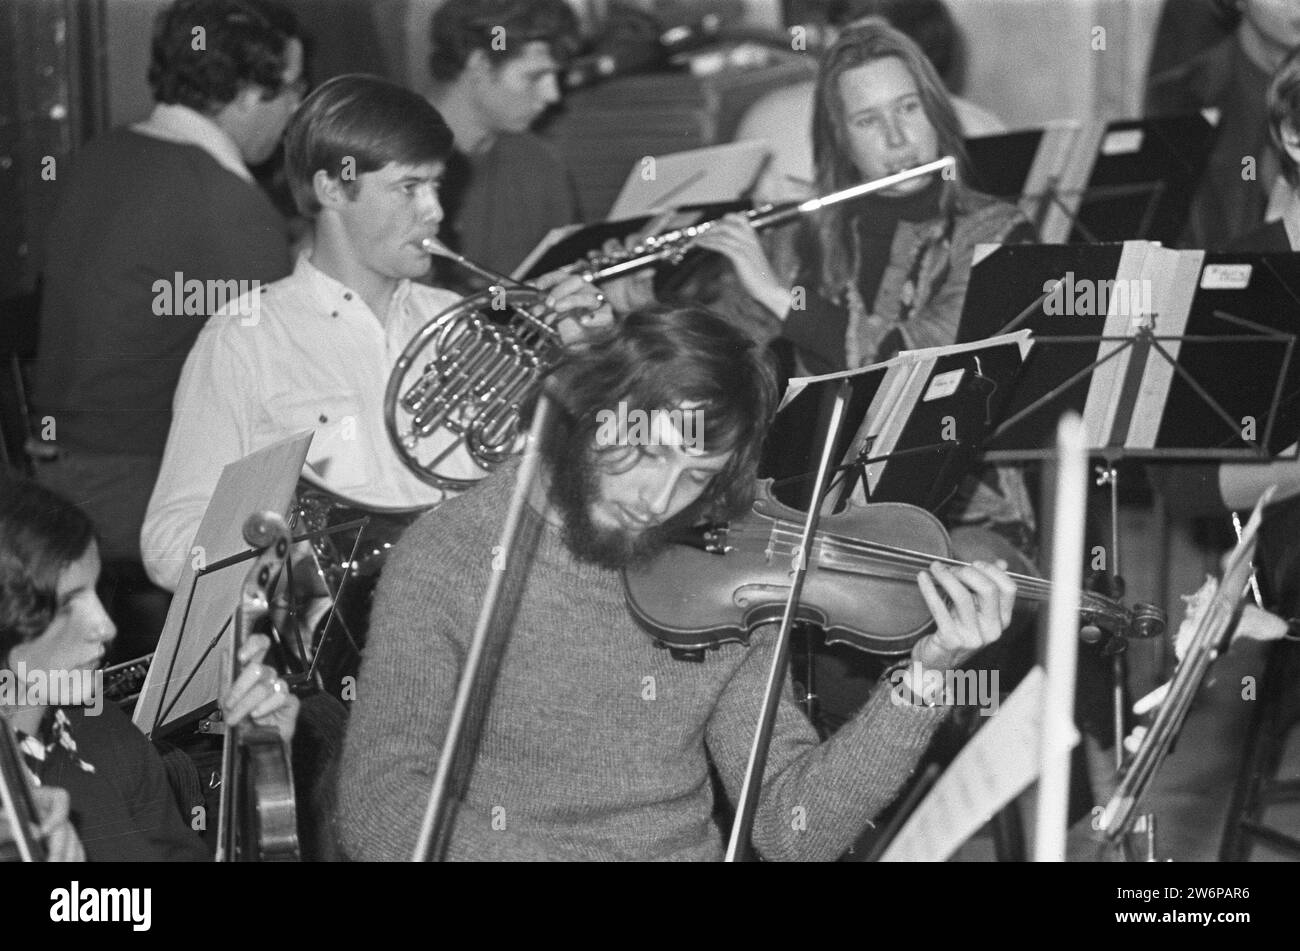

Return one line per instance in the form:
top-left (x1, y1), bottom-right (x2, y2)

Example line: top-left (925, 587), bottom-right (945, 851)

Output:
top-left (337, 465), bottom-right (948, 861)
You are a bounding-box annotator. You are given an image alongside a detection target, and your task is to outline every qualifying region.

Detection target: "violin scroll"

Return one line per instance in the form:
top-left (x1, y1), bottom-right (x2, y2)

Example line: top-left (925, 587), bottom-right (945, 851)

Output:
top-left (243, 510), bottom-right (289, 551)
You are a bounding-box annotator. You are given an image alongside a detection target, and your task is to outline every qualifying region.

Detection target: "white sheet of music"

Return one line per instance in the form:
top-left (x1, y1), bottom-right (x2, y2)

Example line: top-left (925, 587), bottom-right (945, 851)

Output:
top-left (879, 665), bottom-right (1078, 862)
top-left (607, 140), bottom-right (768, 219)
top-left (132, 432), bottom-right (313, 737)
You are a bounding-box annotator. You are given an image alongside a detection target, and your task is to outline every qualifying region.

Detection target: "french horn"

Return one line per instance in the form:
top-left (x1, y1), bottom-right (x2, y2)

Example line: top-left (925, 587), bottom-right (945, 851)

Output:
top-left (384, 158), bottom-right (955, 489)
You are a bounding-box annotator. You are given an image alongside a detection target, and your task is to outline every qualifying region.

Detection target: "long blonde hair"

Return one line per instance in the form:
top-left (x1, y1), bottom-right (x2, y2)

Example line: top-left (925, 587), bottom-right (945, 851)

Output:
top-left (809, 17), bottom-right (971, 297)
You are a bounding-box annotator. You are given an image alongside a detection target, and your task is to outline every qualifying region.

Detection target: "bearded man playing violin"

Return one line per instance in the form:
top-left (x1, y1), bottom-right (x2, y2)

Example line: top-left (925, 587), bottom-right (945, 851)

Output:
top-left (337, 304), bottom-right (1017, 862)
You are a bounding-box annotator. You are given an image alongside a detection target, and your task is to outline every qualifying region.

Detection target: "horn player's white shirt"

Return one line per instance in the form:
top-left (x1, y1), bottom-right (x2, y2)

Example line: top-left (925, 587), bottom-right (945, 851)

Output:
top-left (141, 253), bottom-right (485, 591)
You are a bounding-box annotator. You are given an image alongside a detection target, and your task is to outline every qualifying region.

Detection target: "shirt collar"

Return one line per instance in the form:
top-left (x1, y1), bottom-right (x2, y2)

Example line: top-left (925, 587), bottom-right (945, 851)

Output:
top-left (131, 103), bottom-right (252, 183)
top-left (294, 253), bottom-right (413, 325)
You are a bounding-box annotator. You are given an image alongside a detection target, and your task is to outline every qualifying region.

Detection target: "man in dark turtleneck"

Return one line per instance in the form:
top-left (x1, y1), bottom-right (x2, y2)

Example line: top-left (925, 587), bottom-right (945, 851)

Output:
top-left (424, 0), bottom-right (581, 286)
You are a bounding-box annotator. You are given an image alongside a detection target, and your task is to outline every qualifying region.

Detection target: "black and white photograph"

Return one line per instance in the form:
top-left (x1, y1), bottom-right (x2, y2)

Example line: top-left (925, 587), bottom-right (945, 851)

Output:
top-left (0, 0), bottom-right (1295, 924)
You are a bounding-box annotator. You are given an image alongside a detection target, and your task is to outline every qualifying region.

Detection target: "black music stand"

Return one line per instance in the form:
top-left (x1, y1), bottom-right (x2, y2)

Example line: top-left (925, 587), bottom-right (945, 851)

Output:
top-left (1025, 115), bottom-right (1213, 246)
top-left (964, 245), bottom-right (1300, 460)
top-left (140, 515), bottom-right (369, 739)
top-left (760, 334), bottom-right (1032, 514)
top-left (965, 116), bottom-right (1213, 245)
top-left (757, 334), bottom-right (1031, 730)
top-left (961, 242), bottom-right (1300, 793)
top-left (964, 127), bottom-right (1049, 202)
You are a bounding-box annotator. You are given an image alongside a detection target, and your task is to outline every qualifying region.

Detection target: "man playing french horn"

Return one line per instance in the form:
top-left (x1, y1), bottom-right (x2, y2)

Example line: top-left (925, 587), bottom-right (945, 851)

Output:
top-left (141, 75), bottom-right (611, 593)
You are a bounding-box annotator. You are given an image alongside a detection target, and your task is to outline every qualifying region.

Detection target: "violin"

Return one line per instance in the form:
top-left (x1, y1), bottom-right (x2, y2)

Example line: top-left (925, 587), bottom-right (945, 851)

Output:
top-left (0, 716), bottom-right (45, 862)
top-left (215, 512), bottom-right (300, 862)
top-left (623, 481), bottom-right (1165, 656)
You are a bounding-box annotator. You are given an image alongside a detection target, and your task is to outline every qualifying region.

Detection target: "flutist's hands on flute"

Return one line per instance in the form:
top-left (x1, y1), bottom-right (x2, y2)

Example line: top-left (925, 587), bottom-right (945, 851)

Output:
top-left (595, 225), bottom-right (660, 315)
top-left (692, 214), bottom-right (791, 321)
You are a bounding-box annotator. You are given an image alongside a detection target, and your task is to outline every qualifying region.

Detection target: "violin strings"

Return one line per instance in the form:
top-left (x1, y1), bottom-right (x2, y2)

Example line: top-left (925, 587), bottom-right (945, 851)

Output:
top-left (764, 522), bottom-right (1116, 617)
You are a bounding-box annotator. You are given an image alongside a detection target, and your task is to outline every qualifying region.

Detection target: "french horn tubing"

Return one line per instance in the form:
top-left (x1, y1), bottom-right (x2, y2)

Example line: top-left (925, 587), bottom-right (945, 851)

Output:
top-left (384, 158), bottom-right (955, 489)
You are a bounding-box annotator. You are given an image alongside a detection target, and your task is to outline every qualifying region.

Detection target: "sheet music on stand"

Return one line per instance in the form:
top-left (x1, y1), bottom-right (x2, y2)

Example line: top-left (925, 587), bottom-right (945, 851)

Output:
top-left (512, 141), bottom-right (767, 281)
top-left (133, 433), bottom-right (312, 739)
top-left (760, 332), bottom-right (1031, 514)
top-left (605, 140), bottom-right (768, 220)
top-left (958, 241), bottom-right (1300, 462)
top-left (879, 666), bottom-right (1055, 862)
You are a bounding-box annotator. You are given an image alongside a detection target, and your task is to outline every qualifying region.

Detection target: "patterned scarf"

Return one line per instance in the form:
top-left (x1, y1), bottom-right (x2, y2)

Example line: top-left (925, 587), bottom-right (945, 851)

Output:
top-left (843, 184), bottom-right (956, 367)
top-left (16, 708), bottom-right (97, 783)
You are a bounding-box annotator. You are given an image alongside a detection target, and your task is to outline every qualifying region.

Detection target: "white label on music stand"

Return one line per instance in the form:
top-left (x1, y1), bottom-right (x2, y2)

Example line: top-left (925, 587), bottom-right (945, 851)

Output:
top-left (1101, 128), bottom-right (1144, 156)
top-left (923, 368), bottom-right (965, 402)
top-left (1200, 263), bottom-right (1252, 290)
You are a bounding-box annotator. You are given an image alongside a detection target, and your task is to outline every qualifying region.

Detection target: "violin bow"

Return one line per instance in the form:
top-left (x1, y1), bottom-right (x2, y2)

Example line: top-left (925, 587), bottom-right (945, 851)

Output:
top-left (1097, 485), bottom-right (1274, 843)
top-left (726, 380), bottom-right (852, 861)
top-left (412, 394), bottom-right (554, 862)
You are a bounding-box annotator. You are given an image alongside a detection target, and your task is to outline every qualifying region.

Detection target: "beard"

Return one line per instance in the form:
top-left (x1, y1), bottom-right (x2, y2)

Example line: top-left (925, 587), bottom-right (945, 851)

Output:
top-left (548, 452), bottom-right (701, 571)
